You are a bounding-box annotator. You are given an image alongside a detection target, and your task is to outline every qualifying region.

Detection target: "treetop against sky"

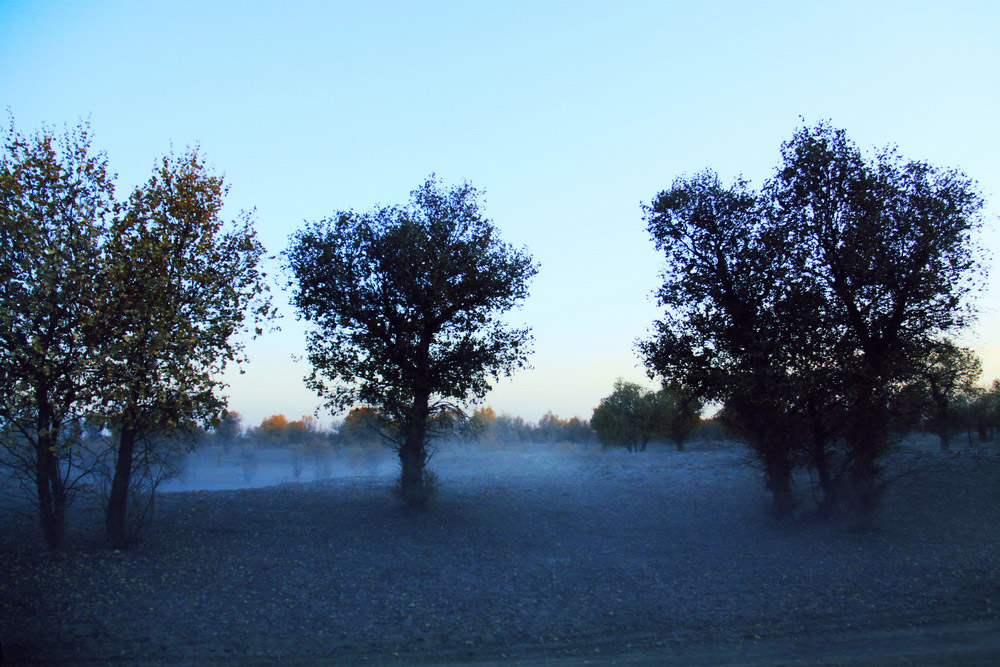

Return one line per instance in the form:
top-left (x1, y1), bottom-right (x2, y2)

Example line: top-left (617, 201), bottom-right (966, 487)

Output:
top-left (2, 1), bottom-right (997, 425)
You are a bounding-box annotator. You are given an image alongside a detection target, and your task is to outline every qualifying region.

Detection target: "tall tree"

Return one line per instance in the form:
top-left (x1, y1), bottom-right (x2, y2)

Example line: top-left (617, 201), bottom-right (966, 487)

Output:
top-left (771, 122), bottom-right (985, 526)
top-left (641, 124), bottom-right (985, 525)
top-left (0, 121), bottom-right (113, 549)
top-left (286, 176), bottom-right (536, 507)
top-left (99, 150), bottom-right (273, 548)
top-left (639, 171), bottom-right (804, 516)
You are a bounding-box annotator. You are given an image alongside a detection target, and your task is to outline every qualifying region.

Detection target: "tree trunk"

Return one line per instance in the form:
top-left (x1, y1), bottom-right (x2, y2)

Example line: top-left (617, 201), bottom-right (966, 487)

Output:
top-left (845, 396), bottom-right (888, 531)
top-left (847, 448), bottom-right (878, 532)
top-left (763, 440), bottom-right (795, 519)
top-left (938, 427), bottom-right (951, 452)
top-left (398, 441), bottom-right (426, 504)
top-left (929, 378), bottom-right (951, 451)
top-left (35, 435), bottom-right (66, 550)
top-left (397, 392), bottom-right (431, 509)
top-left (809, 412), bottom-right (837, 517)
top-left (107, 426), bottom-right (137, 548)
top-left (34, 399), bottom-right (66, 550)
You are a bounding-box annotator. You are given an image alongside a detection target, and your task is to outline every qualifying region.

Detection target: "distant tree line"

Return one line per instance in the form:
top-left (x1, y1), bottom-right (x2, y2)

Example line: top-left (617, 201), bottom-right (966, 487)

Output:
top-left (456, 407), bottom-right (596, 447)
top-left (211, 406), bottom-right (598, 452)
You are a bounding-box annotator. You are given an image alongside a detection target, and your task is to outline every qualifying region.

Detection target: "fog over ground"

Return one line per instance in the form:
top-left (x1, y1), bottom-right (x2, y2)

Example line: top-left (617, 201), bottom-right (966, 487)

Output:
top-left (159, 444), bottom-right (397, 493)
top-left (161, 440), bottom-right (622, 494)
top-left (3, 437), bottom-right (999, 664)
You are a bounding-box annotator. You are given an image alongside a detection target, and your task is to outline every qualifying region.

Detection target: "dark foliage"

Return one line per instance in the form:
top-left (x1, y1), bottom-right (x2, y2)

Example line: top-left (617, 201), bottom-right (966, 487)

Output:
top-left (286, 176), bottom-right (537, 507)
top-left (641, 122), bottom-right (986, 525)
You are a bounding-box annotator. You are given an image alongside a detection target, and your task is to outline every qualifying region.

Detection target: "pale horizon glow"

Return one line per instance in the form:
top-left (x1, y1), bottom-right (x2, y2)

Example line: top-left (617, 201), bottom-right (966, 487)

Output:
top-left (2, 1), bottom-right (998, 429)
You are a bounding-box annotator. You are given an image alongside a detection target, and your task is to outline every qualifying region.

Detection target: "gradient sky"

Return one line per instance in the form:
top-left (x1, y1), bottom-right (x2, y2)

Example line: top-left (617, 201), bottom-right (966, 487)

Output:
top-left (2, 1), bottom-right (998, 428)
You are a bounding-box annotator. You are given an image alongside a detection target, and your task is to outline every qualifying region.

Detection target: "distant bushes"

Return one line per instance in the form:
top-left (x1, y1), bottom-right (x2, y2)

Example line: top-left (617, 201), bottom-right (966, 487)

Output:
top-left (450, 407), bottom-right (595, 449)
top-left (591, 381), bottom-right (702, 453)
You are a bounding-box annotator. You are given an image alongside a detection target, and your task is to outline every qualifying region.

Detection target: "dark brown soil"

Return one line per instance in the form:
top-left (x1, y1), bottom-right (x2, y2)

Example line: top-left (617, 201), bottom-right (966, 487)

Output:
top-left (2, 440), bottom-right (999, 664)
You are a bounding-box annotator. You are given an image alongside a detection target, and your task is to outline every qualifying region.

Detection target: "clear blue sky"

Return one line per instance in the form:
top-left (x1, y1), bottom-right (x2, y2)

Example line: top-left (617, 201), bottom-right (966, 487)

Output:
top-left (3, 1), bottom-right (998, 427)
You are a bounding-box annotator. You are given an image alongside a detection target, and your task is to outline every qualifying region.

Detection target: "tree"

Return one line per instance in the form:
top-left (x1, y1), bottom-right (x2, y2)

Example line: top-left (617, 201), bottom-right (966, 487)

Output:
top-left (460, 406), bottom-right (497, 444)
top-left (591, 380), bottom-right (655, 453)
top-left (214, 410), bottom-right (243, 452)
top-left (649, 385), bottom-right (703, 452)
top-left (286, 415), bottom-right (321, 444)
top-left (561, 416), bottom-right (596, 444)
top-left (771, 122), bottom-right (985, 526)
top-left (639, 171), bottom-right (805, 515)
top-left (286, 176), bottom-right (537, 508)
top-left (98, 149), bottom-right (273, 548)
top-left (591, 382), bottom-right (700, 453)
top-left (535, 412), bottom-right (568, 443)
top-left (915, 342), bottom-right (982, 451)
top-left (641, 123), bottom-right (985, 526)
top-left (490, 413), bottom-right (532, 447)
top-left (253, 414), bottom-right (291, 446)
top-left (970, 380), bottom-right (1000, 442)
top-left (0, 120), bottom-right (113, 549)
top-left (339, 407), bottom-right (391, 447)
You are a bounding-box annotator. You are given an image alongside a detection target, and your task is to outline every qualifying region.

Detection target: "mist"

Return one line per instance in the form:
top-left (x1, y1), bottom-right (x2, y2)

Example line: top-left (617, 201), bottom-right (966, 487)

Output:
top-left (159, 443), bottom-right (398, 493)
top-left (3, 434), bottom-right (999, 664)
top-left (158, 436), bottom-right (691, 495)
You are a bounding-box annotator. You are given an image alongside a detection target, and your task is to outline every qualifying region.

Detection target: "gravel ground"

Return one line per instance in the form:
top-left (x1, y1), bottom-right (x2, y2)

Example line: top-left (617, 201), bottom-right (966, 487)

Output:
top-left (2, 439), bottom-right (999, 664)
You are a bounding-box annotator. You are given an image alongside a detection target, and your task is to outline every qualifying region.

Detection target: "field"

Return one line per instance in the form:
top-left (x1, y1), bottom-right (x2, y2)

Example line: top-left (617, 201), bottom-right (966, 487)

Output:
top-left (2, 439), bottom-right (1000, 664)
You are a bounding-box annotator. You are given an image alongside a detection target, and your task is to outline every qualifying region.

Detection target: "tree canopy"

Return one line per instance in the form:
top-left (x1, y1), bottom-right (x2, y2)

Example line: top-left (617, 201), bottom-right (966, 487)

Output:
top-left (0, 120), bottom-right (113, 548)
top-left (641, 122), bottom-right (986, 524)
top-left (286, 176), bottom-right (537, 506)
top-left (0, 119), bottom-right (273, 548)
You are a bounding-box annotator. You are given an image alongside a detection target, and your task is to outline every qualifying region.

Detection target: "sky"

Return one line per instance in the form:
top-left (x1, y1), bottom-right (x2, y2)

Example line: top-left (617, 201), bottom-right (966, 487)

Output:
top-left (2, 1), bottom-right (998, 428)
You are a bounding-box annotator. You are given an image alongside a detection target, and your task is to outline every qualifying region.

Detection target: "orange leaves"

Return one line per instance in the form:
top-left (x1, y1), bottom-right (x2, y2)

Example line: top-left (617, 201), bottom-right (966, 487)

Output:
top-left (261, 414), bottom-right (289, 430)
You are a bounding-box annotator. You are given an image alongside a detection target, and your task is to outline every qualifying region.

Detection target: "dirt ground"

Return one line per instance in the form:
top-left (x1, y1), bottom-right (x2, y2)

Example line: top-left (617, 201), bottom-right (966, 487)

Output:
top-left (2, 439), bottom-right (999, 664)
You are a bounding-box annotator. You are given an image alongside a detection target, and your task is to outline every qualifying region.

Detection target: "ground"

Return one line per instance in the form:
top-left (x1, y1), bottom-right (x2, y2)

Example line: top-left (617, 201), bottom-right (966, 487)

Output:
top-left (2, 438), bottom-right (999, 664)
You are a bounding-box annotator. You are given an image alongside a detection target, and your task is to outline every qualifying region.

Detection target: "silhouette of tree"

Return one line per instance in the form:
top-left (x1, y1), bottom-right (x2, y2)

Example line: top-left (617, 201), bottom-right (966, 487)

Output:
top-left (915, 342), bottom-right (982, 451)
top-left (970, 380), bottom-right (1000, 442)
top-left (639, 170), bottom-right (804, 515)
top-left (643, 122), bottom-right (986, 525)
top-left (771, 122), bottom-right (985, 527)
top-left (286, 176), bottom-right (536, 508)
top-left (650, 385), bottom-right (703, 452)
